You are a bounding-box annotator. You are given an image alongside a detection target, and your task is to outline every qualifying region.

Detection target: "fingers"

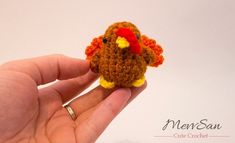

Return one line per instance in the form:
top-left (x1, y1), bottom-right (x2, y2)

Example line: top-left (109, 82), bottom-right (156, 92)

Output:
top-left (76, 88), bottom-right (131, 143)
top-left (74, 82), bottom-right (147, 125)
top-left (68, 86), bottom-right (116, 117)
top-left (66, 82), bottom-right (146, 121)
top-left (127, 81), bottom-right (147, 104)
top-left (75, 83), bottom-right (147, 142)
top-left (0, 54), bottom-right (90, 85)
top-left (48, 70), bottom-right (98, 103)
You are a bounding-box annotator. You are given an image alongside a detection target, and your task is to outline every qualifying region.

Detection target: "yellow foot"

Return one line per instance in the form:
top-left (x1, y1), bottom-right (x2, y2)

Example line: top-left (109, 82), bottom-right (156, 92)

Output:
top-left (132, 76), bottom-right (146, 87)
top-left (100, 76), bottom-right (115, 89)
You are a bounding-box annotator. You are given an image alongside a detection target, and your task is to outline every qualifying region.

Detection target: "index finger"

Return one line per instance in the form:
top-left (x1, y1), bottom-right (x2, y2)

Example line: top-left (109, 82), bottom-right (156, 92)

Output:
top-left (0, 54), bottom-right (90, 85)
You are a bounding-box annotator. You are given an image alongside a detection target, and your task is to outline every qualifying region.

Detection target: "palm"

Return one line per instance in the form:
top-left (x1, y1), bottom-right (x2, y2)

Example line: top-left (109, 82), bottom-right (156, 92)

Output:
top-left (0, 71), bottom-right (72, 142)
top-left (0, 55), bottom-right (146, 143)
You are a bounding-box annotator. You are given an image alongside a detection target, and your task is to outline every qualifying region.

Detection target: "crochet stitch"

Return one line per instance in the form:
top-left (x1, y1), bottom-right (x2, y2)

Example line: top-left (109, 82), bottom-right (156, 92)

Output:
top-left (85, 21), bottom-right (164, 88)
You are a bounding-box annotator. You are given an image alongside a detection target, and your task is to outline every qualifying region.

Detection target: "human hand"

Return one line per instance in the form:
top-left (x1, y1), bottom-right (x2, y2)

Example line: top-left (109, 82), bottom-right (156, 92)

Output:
top-left (0, 55), bottom-right (146, 143)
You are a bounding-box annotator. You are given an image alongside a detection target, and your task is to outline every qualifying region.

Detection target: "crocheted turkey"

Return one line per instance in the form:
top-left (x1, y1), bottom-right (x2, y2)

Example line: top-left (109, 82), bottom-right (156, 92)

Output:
top-left (85, 22), bottom-right (164, 88)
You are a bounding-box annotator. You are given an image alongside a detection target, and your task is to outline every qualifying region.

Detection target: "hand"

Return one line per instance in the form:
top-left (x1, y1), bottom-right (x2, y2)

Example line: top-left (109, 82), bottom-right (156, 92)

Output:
top-left (0, 55), bottom-right (146, 143)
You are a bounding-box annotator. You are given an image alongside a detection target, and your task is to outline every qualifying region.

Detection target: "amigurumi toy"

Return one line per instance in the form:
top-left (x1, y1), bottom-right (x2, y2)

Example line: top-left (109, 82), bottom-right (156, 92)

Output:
top-left (85, 21), bottom-right (164, 88)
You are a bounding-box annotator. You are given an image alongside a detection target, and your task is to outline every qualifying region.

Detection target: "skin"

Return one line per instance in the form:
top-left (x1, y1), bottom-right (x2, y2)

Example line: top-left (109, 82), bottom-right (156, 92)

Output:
top-left (0, 54), bottom-right (146, 143)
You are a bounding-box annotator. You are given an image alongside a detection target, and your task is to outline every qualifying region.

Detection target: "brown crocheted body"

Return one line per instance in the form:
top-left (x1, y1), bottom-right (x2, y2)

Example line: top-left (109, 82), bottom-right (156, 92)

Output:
top-left (99, 47), bottom-right (147, 87)
top-left (88, 21), bottom-right (163, 87)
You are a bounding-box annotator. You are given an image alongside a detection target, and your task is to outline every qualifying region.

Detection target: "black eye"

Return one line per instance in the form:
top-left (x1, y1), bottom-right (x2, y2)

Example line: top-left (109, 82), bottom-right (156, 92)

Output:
top-left (103, 38), bottom-right (107, 43)
top-left (136, 34), bottom-right (140, 40)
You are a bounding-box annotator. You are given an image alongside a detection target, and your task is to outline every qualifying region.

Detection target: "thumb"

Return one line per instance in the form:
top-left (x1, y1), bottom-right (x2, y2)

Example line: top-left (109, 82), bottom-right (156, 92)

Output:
top-left (0, 54), bottom-right (90, 85)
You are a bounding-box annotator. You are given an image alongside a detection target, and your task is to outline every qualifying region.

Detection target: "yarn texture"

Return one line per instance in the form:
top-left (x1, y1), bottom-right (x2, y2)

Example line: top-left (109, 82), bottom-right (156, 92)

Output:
top-left (85, 21), bottom-right (164, 88)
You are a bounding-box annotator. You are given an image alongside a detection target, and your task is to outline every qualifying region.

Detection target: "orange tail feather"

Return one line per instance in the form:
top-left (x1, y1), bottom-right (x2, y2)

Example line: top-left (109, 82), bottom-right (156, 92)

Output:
top-left (85, 36), bottom-right (103, 60)
top-left (142, 35), bottom-right (164, 67)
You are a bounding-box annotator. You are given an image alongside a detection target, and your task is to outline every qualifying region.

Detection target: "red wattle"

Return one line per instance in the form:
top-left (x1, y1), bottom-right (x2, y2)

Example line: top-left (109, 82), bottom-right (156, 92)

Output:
top-left (116, 28), bottom-right (141, 54)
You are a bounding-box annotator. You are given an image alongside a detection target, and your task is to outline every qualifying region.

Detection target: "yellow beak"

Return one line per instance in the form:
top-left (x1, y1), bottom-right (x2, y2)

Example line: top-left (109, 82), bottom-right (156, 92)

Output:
top-left (116, 36), bottom-right (130, 49)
